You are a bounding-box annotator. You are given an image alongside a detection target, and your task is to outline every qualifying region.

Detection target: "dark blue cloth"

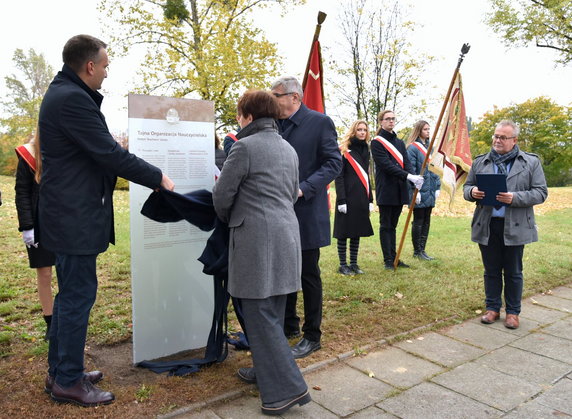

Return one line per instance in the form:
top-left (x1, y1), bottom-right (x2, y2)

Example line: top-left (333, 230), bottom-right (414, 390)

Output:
top-left (139, 189), bottom-right (249, 376)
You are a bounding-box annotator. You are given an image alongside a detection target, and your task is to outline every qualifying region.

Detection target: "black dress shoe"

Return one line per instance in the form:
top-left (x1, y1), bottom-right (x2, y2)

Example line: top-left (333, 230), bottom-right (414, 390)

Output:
top-left (261, 390), bottom-right (311, 415)
top-left (285, 330), bottom-right (301, 339)
top-left (45, 371), bottom-right (104, 394)
top-left (291, 338), bottom-right (321, 359)
top-left (397, 260), bottom-right (410, 268)
top-left (384, 264), bottom-right (394, 270)
top-left (237, 367), bottom-right (257, 384)
top-left (51, 376), bottom-right (114, 407)
top-left (421, 251), bottom-right (435, 260)
top-left (349, 264), bottom-right (365, 274)
top-left (338, 265), bottom-right (354, 275)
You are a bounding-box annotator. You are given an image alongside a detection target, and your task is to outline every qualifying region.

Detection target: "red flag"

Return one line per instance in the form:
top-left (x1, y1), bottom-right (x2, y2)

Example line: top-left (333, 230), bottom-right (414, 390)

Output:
top-left (429, 72), bottom-right (473, 204)
top-left (303, 40), bottom-right (325, 113)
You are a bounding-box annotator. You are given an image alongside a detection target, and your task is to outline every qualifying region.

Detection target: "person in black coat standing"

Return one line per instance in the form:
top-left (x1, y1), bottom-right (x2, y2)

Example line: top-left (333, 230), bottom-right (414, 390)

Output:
top-left (15, 134), bottom-right (55, 340)
top-left (371, 110), bottom-right (424, 270)
top-left (38, 35), bottom-right (174, 407)
top-left (333, 120), bottom-right (374, 275)
top-left (271, 76), bottom-right (342, 359)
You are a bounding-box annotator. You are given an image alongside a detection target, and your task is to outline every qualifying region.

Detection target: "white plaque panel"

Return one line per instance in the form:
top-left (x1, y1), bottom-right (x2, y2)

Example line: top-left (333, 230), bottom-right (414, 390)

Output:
top-left (128, 94), bottom-right (215, 363)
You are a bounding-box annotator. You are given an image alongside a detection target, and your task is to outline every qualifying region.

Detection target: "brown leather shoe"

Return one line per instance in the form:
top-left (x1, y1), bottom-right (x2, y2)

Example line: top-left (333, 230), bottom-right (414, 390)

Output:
top-left (51, 376), bottom-right (114, 407)
top-left (480, 311), bottom-right (500, 324)
top-left (504, 314), bottom-right (520, 329)
top-left (45, 371), bottom-right (103, 394)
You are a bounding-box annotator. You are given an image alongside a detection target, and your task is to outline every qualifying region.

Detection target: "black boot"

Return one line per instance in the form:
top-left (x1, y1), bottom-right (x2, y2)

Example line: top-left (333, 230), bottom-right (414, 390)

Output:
top-left (43, 315), bottom-right (52, 341)
top-left (412, 222), bottom-right (423, 259)
top-left (420, 221), bottom-right (435, 260)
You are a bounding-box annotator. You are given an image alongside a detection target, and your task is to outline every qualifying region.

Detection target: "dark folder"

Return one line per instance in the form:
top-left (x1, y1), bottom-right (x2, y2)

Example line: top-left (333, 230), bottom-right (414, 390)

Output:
top-left (476, 173), bottom-right (508, 206)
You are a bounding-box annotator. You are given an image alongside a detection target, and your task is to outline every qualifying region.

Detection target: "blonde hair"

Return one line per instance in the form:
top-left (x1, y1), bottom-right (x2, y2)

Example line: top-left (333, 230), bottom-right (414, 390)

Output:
top-left (406, 120), bottom-right (429, 146)
top-left (340, 120), bottom-right (370, 154)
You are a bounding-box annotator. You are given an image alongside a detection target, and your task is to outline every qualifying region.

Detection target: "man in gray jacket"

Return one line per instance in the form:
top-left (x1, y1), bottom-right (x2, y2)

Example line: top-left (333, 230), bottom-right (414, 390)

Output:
top-left (464, 120), bottom-right (547, 330)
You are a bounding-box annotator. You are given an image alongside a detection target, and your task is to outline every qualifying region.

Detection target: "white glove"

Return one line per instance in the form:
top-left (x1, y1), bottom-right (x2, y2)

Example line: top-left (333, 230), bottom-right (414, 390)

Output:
top-left (435, 190), bottom-right (441, 200)
top-left (369, 203), bottom-right (374, 212)
top-left (415, 193), bottom-right (421, 205)
top-left (22, 229), bottom-right (37, 248)
top-left (407, 174), bottom-right (424, 190)
top-left (337, 204), bottom-right (347, 214)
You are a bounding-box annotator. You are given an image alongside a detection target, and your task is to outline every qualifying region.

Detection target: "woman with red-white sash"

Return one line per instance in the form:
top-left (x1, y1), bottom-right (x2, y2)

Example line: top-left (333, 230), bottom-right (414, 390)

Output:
top-left (406, 120), bottom-right (441, 261)
top-left (333, 120), bottom-right (374, 275)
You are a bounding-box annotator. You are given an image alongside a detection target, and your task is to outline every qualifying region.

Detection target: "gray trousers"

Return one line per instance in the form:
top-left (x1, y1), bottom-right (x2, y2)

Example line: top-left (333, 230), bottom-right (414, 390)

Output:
top-left (242, 295), bottom-right (307, 404)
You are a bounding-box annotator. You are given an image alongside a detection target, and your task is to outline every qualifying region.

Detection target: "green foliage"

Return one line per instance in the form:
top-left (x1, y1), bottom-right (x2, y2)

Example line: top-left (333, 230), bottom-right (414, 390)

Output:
top-left (470, 97), bottom-right (572, 186)
top-left (0, 48), bottom-right (55, 174)
top-left (99, 0), bottom-right (304, 129)
top-left (486, 0), bottom-right (572, 64)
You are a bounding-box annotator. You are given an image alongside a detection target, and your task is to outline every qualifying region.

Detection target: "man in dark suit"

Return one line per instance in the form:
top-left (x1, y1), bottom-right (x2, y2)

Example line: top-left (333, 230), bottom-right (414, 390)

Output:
top-left (38, 34), bottom-right (174, 407)
top-left (371, 110), bottom-right (423, 270)
top-left (271, 76), bottom-right (342, 359)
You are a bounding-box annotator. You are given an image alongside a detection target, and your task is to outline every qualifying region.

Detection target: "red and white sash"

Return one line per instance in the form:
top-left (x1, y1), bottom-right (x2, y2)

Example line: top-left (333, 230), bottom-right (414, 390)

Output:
top-left (15, 143), bottom-right (37, 172)
top-left (344, 151), bottom-right (369, 196)
top-left (373, 136), bottom-right (403, 168)
top-left (411, 141), bottom-right (428, 158)
top-left (226, 133), bottom-right (238, 142)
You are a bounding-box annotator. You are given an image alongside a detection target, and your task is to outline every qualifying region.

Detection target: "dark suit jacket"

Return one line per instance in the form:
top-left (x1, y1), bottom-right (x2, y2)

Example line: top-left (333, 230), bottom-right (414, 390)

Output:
top-left (278, 104), bottom-right (342, 250)
top-left (38, 65), bottom-right (162, 255)
top-left (371, 129), bottom-right (413, 206)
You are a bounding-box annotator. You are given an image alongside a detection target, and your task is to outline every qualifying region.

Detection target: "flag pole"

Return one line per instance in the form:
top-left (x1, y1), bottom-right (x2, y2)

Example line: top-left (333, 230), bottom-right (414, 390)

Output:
top-left (302, 11), bottom-right (327, 106)
top-left (393, 43), bottom-right (471, 270)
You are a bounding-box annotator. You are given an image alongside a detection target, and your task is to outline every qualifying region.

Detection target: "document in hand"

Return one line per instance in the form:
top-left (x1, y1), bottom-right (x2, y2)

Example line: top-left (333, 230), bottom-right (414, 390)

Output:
top-left (476, 173), bottom-right (508, 207)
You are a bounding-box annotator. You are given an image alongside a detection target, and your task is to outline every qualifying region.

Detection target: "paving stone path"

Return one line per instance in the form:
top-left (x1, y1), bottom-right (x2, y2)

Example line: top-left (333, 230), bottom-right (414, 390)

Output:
top-left (165, 285), bottom-right (572, 418)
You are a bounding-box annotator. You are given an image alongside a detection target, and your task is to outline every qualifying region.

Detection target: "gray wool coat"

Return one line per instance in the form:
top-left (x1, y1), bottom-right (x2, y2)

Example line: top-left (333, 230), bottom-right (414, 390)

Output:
top-left (463, 149), bottom-right (548, 246)
top-left (213, 118), bottom-right (302, 299)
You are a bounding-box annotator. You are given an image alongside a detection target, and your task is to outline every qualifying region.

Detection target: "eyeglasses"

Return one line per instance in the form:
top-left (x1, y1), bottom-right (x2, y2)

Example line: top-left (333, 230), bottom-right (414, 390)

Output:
top-left (383, 117), bottom-right (396, 121)
top-left (491, 134), bottom-right (516, 141)
top-left (273, 92), bottom-right (295, 98)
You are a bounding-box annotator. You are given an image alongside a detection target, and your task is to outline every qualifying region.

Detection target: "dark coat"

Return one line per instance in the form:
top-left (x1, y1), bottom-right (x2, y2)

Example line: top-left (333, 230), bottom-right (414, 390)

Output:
top-left (278, 104), bottom-right (342, 250)
top-left (15, 156), bottom-right (38, 232)
top-left (406, 139), bottom-right (441, 208)
top-left (371, 129), bottom-right (413, 206)
top-left (333, 138), bottom-right (374, 239)
top-left (38, 65), bottom-right (162, 255)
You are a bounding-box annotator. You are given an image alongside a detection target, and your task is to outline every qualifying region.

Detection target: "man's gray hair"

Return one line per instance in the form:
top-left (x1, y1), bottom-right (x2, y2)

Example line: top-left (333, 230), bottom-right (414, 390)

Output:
top-left (271, 76), bottom-right (304, 100)
top-left (496, 120), bottom-right (520, 137)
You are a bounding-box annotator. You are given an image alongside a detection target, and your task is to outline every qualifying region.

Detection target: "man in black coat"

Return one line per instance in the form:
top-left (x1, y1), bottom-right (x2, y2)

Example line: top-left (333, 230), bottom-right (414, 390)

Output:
top-left (371, 110), bottom-right (423, 269)
top-left (271, 76), bottom-right (342, 359)
top-left (38, 35), bottom-right (174, 407)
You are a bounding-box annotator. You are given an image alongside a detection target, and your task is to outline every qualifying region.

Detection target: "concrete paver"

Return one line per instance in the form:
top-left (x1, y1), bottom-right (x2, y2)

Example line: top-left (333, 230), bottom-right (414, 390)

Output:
top-left (305, 364), bottom-right (393, 417)
top-left (431, 362), bottom-right (542, 412)
top-left (510, 332), bottom-right (572, 364)
top-left (394, 331), bottom-right (486, 367)
top-left (441, 321), bottom-right (520, 350)
top-left (475, 346), bottom-right (571, 385)
top-left (519, 301), bottom-right (568, 324)
top-left (532, 377), bottom-right (572, 415)
top-left (171, 285), bottom-right (572, 419)
top-left (346, 346), bottom-right (444, 388)
top-left (377, 382), bottom-right (502, 419)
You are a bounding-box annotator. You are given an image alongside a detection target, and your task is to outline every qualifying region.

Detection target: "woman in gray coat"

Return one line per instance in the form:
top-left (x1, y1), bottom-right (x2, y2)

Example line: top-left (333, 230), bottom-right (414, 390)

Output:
top-left (213, 90), bottom-right (310, 416)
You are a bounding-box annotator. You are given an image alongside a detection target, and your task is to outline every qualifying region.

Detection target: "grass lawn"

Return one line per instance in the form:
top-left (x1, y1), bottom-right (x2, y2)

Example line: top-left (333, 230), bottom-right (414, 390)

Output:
top-left (0, 174), bottom-right (570, 417)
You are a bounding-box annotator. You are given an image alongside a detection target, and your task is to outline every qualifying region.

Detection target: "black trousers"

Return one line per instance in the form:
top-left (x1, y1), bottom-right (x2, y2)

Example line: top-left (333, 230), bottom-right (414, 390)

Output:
top-left (479, 218), bottom-right (524, 315)
top-left (379, 205), bottom-right (402, 265)
top-left (284, 248), bottom-right (322, 342)
top-left (48, 253), bottom-right (98, 387)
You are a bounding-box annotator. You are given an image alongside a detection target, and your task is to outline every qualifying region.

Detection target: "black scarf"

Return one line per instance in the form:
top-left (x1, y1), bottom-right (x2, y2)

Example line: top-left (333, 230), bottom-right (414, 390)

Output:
top-left (490, 145), bottom-right (520, 174)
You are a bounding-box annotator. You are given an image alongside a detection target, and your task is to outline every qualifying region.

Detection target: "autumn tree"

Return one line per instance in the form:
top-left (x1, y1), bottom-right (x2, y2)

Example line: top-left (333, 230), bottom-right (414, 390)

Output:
top-left (328, 0), bottom-right (434, 130)
top-left (99, 0), bottom-right (303, 129)
top-left (470, 97), bottom-right (572, 186)
top-left (486, 0), bottom-right (572, 65)
top-left (0, 48), bottom-right (54, 174)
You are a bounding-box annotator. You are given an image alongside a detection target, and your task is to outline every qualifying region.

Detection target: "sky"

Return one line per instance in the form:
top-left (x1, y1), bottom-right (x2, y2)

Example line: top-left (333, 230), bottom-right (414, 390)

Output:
top-left (1, 0), bottom-right (570, 133)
